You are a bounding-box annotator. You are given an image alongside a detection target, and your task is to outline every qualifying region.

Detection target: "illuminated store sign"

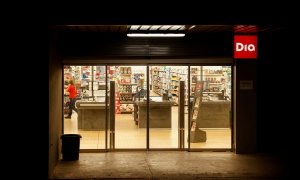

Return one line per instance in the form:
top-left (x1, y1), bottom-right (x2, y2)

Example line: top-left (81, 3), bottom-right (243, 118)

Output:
top-left (234, 35), bottom-right (257, 59)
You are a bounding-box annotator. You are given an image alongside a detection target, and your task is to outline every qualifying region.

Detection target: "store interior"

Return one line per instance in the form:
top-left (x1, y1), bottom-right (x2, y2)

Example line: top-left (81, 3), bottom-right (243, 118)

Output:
top-left (64, 65), bottom-right (232, 149)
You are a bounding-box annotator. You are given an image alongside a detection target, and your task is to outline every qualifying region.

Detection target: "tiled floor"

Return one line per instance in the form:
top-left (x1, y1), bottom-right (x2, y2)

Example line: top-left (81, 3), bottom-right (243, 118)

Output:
top-left (64, 107), bottom-right (231, 149)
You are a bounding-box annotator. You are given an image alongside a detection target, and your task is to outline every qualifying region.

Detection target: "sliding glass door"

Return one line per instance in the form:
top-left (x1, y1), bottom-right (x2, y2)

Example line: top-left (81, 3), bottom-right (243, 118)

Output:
top-left (149, 65), bottom-right (188, 148)
top-left (189, 66), bottom-right (232, 149)
top-left (107, 66), bottom-right (147, 149)
top-left (63, 65), bottom-right (107, 149)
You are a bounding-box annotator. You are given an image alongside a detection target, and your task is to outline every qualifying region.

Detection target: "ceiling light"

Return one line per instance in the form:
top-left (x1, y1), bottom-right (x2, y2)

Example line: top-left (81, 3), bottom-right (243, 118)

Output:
top-left (139, 25), bottom-right (151, 30)
top-left (159, 25), bottom-right (172, 30)
top-left (169, 25), bottom-right (184, 30)
top-left (130, 25), bottom-right (140, 30)
top-left (179, 26), bottom-right (186, 30)
top-left (189, 25), bottom-right (196, 29)
top-left (149, 25), bottom-right (161, 30)
top-left (127, 33), bottom-right (185, 37)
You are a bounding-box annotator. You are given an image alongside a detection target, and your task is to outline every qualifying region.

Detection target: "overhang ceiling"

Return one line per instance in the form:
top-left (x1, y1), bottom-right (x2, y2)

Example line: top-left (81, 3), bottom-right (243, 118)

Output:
top-left (54, 25), bottom-right (283, 33)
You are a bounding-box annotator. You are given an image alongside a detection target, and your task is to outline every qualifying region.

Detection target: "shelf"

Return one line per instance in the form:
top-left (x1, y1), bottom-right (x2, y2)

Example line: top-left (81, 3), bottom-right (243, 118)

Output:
top-left (208, 83), bottom-right (222, 85)
top-left (204, 74), bottom-right (223, 76)
top-left (119, 83), bottom-right (137, 85)
top-left (120, 101), bottom-right (135, 104)
top-left (120, 111), bottom-right (133, 114)
top-left (120, 92), bottom-right (135, 94)
top-left (203, 92), bottom-right (222, 94)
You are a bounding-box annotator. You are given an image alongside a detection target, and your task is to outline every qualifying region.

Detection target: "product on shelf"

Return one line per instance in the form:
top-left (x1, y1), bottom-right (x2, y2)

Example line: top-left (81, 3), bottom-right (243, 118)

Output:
top-left (190, 66), bottom-right (232, 101)
top-left (151, 66), bottom-right (188, 105)
top-left (117, 66), bottom-right (145, 113)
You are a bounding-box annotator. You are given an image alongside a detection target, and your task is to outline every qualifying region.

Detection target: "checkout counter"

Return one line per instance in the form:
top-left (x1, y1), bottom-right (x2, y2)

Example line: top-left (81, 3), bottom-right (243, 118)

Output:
top-left (76, 101), bottom-right (109, 130)
top-left (191, 100), bottom-right (231, 128)
top-left (134, 99), bottom-right (173, 128)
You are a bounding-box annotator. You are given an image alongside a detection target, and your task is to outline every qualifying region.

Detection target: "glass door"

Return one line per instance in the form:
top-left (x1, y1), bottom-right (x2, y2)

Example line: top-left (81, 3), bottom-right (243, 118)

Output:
top-left (107, 65), bottom-right (147, 149)
top-left (149, 65), bottom-right (188, 148)
top-left (189, 66), bottom-right (232, 149)
top-left (63, 65), bottom-right (107, 149)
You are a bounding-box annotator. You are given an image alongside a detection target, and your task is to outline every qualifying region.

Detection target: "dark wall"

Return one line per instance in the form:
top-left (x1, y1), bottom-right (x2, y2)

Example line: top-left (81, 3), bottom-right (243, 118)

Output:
top-left (59, 32), bottom-right (233, 59)
top-left (235, 61), bottom-right (257, 153)
top-left (48, 4), bottom-right (291, 27)
top-left (12, 23), bottom-right (49, 179)
top-left (257, 27), bottom-right (295, 154)
top-left (49, 30), bottom-right (63, 178)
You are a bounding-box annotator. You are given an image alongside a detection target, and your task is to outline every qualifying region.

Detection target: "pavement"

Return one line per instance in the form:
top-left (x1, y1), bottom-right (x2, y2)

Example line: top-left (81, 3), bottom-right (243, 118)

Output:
top-left (51, 151), bottom-right (293, 179)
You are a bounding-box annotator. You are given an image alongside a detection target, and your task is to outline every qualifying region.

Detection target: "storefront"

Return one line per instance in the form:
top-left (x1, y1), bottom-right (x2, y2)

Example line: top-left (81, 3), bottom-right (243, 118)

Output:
top-left (63, 65), bottom-right (232, 150)
top-left (41, 6), bottom-right (297, 176)
top-left (49, 25), bottom-right (257, 155)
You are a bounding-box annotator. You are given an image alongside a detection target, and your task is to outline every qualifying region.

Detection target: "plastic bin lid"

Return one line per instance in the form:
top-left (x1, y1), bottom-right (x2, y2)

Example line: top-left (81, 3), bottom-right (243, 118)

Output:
top-left (61, 134), bottom-right (82, 138)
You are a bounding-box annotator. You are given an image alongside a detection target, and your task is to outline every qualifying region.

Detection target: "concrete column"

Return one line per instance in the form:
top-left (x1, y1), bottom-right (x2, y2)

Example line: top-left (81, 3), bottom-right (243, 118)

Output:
top-left (234, 61), bottom-right (257, 153)
top-left (49, 30), bottom-right (63, 177)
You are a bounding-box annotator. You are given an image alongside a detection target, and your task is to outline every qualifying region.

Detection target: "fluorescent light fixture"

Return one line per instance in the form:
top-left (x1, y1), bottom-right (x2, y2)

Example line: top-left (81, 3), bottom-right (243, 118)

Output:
top-left (139, 25), bottom-right (151, 30)
top-left (149, 25), bottom-right (161, 30)
top-left (169, 25), bottom-right (184, 30)
top-left (159, 25), bottom-right (172, 30)
top-left (130, 25), bottom-right (140, 30)
top-left (179, 26), bottom-right (186, 30)
top-left (127, 33), bottom-right (185, 37)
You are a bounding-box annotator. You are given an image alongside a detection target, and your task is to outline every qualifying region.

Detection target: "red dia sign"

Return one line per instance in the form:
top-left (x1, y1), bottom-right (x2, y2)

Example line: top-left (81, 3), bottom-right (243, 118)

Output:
top-left (234, 35), bottom-right (257, 59)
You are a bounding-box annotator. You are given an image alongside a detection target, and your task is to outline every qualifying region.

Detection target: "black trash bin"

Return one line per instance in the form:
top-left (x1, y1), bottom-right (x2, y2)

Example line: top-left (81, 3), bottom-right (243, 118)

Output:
top-left (61, 134), bottom-right (82, 161)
